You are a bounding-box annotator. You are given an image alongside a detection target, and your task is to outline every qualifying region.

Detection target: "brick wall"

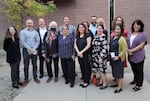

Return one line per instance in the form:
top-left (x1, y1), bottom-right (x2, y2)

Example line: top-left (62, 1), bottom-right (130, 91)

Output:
top-left (115, 0), bottom-right (150, 41)
top-left (46, 0), bottom-right (108, 26)
top-left (0, 0), bottom-right (150, 42)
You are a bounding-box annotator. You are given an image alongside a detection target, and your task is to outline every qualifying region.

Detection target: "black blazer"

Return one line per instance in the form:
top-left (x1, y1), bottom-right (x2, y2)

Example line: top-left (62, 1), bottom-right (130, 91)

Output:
top-left (36, 28), bottom-right (48, 54)
top-left (3, 38), bottom-right (21, 63)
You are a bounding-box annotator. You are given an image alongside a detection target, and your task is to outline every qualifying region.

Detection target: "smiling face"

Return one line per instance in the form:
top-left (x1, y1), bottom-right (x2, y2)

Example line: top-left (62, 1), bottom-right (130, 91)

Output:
top-left (38, 18), bottom-right (46, 28)
top-left (62, 26), bottom-right (69, 35)
top-left (97, 25), bottom-right (104, 35)
top-left (116, 17), bottom-right (122, 25)
top-left (114, 25), bottom-right (121, 36)
top-left (78, 24), bottom-right (85, 34)
top-left (133, 23), bottom-right (141, 32)
top-left (63, 17), bottom-right (70, 25)
top-left (26, 19), bottom-right (34, 29)
top-left (9, 27), bottom-right (16, 36)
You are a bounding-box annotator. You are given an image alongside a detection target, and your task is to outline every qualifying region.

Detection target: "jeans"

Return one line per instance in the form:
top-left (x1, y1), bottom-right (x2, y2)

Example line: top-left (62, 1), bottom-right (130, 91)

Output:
top-left (23, 48), bottom-right (38, 80)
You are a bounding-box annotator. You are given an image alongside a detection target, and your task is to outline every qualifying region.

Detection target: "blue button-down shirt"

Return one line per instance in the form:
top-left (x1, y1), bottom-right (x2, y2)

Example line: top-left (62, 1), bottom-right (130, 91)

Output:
top-left (20, 28), bottom-right (40, 51)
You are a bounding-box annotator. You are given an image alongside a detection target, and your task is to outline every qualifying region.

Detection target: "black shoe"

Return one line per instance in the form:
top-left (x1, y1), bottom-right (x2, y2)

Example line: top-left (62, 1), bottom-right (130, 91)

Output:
top-left (130, 81), bottom-right (136, 85)
top-left (46, 77), bottom-right (52, 83)
top-left (12, 83), bottom-right (19, 89)
top-left (54, 77), bottom-right (58, 82)
top-left (110, 84), bottom-right (118, 87)
top-left (96, 83), bottom-right (103, 87)
top-left (70, 83), bottom-right (74, 88)
top-left (79, 83), bottom-right (84, 86)
top-left (17, 82), bottom-right (23, 86)
top-left (114, 88), bottom-right (122, 93)
top-left (65, 81), bottom-right (69, 84)
top-left (133, 86), bottom-right (141, 92)
top-left (82, 83), bottom-right (89, 88)
top-left (99, 85), bottom-right (108, 90)
top-left (39, 75), bottom-right (43, 79)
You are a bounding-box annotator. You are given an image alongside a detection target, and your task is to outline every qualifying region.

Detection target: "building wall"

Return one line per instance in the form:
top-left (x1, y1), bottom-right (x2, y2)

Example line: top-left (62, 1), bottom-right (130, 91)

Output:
top-left (115, 0), bottom-right (150, 41)
top-left (46, 0), bottom-right (108, 26)
top-left (0, 0), bottom-right (150, 42)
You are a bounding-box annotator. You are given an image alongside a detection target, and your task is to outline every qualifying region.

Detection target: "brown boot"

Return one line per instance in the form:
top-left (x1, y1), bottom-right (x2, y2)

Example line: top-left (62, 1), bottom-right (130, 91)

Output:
top-left (34, 79), bottom-right (40, 84)
top-left (23, 80), bottom-right (29, 87)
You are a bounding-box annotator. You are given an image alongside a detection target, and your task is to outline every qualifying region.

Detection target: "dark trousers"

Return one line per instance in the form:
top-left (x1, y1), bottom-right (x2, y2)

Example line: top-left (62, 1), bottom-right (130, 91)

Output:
top-left (39, 53), bottom-right (45, 76)
top-left (23, 48), bottom-right (38, 81)
top-left (46, 56), bottom-right (59, 77)
top-left (61, 58), bottom-right (75, 84)
top-left (9, 60), bottom-right (20, 84)
top-left (129, 60), bottom-right (144, 87)
top-left (78, 55), bottom-right (91, 84)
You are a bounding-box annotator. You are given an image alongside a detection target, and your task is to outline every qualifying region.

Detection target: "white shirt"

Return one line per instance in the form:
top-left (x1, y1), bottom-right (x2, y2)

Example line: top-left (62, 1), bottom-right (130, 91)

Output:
top-left (89, 24), bottom-right (97, 36)
top-left (39, 27), bottom-right (47, 43)
top-left (130, 34), bottom-right (137, 47)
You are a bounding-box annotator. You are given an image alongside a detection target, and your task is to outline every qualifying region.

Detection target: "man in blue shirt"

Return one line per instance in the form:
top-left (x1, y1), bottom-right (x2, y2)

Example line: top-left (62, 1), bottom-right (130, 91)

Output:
top-left (20, 19), bottom-right (40, 86)
top-left (58, 16), bottom-right (76, 35)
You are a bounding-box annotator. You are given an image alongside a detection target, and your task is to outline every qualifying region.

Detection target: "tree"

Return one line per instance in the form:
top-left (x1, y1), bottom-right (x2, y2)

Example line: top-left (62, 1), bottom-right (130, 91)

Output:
top-left (0, 0), bottom-right (56, 30)
top-left (35, 0), bottom-right (53, 5)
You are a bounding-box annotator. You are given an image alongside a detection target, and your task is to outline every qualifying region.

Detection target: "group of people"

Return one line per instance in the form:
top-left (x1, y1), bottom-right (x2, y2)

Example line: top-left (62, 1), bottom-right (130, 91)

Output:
top-left (3, 15), bottom-right (147, 94)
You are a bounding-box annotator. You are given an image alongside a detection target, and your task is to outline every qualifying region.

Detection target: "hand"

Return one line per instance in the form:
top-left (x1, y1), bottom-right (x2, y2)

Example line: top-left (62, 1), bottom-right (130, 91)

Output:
top-left (127, 49), bottom-right (133, 56)
top-left (72, 55), bottom-right (75, 61)
top-left (113, 56), bottom-right (119, 61)
top-left (30, 48), bottom-right (35, 54)
top-left (42, 54), bottom-right (46, 58)
top-left (28, 49), bottom-right (33, 55)
top-left (78, 52), bottom-right (83, 58)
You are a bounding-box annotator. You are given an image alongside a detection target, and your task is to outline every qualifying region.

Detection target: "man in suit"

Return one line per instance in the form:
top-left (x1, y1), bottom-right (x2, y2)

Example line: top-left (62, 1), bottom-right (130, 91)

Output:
top-left (36, 18), bottom-right (48, 78)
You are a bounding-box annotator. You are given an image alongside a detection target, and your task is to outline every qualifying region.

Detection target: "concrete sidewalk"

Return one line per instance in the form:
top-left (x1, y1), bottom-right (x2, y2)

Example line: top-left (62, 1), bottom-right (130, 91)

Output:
top-left (13, 73), bottom-right (150, 101)
top-left (13, 44), bottom-right (150, 101)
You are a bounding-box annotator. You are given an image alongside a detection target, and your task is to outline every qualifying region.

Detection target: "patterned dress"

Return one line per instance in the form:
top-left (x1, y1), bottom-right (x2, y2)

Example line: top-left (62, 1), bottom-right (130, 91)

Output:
top-left (92, 35), bottom-right (108, 73)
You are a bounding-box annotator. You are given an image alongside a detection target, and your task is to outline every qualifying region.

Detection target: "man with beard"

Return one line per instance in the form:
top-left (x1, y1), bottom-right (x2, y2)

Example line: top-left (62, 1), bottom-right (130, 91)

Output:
top-left (89, 15), bottom-right (97, 36)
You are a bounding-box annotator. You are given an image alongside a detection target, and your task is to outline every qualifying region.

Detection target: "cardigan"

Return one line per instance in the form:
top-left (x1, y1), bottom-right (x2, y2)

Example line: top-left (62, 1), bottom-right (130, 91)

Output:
top-left (127, 32), bottom-right (147, 63)
top-left (118, 36), bottom-right (127, 62)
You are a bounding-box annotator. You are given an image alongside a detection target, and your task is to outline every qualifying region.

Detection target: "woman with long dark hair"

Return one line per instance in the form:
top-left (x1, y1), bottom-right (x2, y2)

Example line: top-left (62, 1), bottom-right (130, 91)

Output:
top-left (74, 23), bottom-right (92, 88)
top-left (3, 26), bottom-right (22, 88)
top-left (127, 19), bottom-right (147, 91)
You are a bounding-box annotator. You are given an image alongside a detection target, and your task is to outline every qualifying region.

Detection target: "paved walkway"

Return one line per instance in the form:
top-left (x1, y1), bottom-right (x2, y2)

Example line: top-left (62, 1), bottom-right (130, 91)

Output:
top-left (13, 73), bottom-right (150, 101)
top-left (13, 45), bottom-right (150, 101)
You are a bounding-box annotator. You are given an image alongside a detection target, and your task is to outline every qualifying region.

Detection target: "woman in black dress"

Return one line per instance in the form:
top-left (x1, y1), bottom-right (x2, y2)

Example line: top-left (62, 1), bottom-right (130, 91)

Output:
top-left (74, 23), bottom-right (92, 88)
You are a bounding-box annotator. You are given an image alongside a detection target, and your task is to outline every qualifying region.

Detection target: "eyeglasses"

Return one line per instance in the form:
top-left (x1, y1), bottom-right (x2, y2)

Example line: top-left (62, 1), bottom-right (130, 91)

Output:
top-left (62, 28), bottom-right (68, 30)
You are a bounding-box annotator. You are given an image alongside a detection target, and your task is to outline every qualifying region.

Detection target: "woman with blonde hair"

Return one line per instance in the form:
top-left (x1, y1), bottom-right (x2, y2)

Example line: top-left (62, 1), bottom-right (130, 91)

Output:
top-left (42, 21), bottom-right (59, 83)
top-left (96, 18), bottom-right (108, 40)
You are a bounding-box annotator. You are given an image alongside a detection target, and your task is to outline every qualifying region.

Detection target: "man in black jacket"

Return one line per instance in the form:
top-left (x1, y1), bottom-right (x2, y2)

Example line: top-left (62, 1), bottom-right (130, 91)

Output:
top-left (36, 18), bottom-right (48, 78)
